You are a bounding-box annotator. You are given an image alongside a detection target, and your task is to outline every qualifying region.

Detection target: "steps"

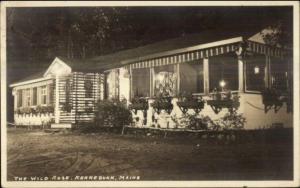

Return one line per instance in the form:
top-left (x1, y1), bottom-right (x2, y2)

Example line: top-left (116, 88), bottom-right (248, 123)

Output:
top-left (51, 123), bottom-right (72, 129)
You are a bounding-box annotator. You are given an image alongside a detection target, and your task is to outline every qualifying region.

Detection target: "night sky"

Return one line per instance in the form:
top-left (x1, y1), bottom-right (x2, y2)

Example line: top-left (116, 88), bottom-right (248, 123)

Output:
top-left (5, 6), bottom-right (293, 121)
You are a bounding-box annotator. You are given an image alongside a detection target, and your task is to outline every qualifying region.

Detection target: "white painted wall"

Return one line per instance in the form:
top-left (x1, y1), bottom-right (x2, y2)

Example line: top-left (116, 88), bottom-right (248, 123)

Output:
top-left (130, 93), bottom-right (293, 130)
top-left (14, 113), bottom-right (54, 126)
top-left (119, 68), bottom-right (130, 103)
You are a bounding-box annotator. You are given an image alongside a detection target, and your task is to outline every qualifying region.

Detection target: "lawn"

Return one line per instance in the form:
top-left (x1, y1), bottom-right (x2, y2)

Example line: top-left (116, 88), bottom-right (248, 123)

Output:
top-left (6, 127), bottom-right (293, 181)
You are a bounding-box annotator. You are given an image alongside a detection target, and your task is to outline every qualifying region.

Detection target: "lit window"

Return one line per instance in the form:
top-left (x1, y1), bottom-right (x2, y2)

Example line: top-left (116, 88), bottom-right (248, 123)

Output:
top-left (154, 64), bottom-right (177, 97)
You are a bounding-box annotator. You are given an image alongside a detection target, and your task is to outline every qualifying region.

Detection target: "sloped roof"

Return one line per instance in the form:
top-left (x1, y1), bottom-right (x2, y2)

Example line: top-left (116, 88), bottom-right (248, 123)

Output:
top-left (11, 24), bottom-right (264, 86)
top-left (60, 25), bottom-right (264, 71)
top-left (11, 71), bottom-right (45, 86)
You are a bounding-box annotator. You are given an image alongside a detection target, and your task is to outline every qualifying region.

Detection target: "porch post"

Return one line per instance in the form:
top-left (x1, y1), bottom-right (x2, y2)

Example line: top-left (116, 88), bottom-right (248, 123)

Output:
top-left (55, 75), bottom-right (60, 124)
top-left (238, 59), bottom-right (244, 92)
top-left (13, 89), bottom-right (17, 110)
top-left (203, 58), bottom-right (209, 95)
top-left (264, 55), bottom-right (270, 89)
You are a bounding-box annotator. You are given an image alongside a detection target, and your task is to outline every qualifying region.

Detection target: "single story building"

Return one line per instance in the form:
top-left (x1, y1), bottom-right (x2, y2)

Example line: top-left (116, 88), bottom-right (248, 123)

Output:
top-left (9, 26), bottom-right (293, 129)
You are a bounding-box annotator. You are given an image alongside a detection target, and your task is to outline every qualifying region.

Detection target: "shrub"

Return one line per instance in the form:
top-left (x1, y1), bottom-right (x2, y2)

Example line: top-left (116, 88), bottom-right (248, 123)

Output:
top-left (95, 99), bottom-right (132, 128)
top-left (216, 112), bottom-right (246, 130)
top-left (172, 114), bottom-right (218, 130)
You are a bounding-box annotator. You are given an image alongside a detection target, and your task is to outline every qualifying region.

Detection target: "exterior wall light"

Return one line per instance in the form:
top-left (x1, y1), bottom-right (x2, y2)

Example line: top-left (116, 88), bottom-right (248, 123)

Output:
top-left (254, 66), bottom-right (260, 74)
top-left (219, 80), bottom-right (226, 88)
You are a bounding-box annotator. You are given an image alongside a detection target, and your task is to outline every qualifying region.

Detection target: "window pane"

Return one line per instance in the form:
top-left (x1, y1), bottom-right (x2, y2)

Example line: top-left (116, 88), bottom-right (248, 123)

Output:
top-left (270, 57), bottom-right (289, 92)
top-left (246, 54), bottom-right (266, 91)
top-left (26, 89), bottom-right (31, 106)
top-left (180, 60), bottom-right (203, 94)
top-left (17, 90), bottom-right (22, 107)
top-left (209, 53), bottom-right (238, 91)
top-left (41, 86), bottom-right (47, 104)
top-left (32, 87), bottom-right (37, 105)
top-left (132, 68), bottom-right (150, 98)
top-left (154, 64), bottom-right (177, 97)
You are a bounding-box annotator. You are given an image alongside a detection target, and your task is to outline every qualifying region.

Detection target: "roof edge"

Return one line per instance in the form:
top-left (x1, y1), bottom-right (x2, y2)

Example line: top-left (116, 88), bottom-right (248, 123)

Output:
top-left (9, 77), bottom-right (52, 88)
top-left (120, 36), bottom-right (243, 65)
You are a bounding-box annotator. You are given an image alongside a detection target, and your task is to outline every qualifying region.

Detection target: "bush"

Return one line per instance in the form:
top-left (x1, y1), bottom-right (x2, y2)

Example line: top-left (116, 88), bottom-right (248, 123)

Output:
top-left (216, 112), bottom-right (246, 130)
top-left (95, 99), bottom-right (132, 128)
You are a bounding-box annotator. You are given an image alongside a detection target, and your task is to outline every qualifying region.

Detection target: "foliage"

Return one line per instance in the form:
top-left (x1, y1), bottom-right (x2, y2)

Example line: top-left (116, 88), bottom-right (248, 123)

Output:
top-left (216, 112), bottom-right (246, 130)
top-left (261, 20), bottom-right (292, 48)
top-left (95, 99), bottom-right (132, 127)
top-left (172, 114), bottom-right (218, 130)
top-left (129, 97), bottom-right (148, 113)
top-left (151, 95), bottom-right (173, 114)
top-left (172, 111), bottom-right (246, 131)
top-left (15, 105), bottom-right (54, 115)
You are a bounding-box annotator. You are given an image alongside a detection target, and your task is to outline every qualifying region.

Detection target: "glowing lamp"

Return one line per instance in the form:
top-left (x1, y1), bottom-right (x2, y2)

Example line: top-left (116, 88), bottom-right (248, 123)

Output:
top-left (254, 66), bottom-right (260, 74)
top-left (219, 80), bottom-right (226, 88)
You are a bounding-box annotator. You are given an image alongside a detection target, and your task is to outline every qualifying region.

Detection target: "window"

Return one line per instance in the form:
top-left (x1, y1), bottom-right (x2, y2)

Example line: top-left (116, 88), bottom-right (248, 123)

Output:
top-left (179, 60), bottom-right (204, 94)
top-left (41, 86), bottom-right (47, 105)
top-left (48, 84), bottom-right (54, 104)
top-left (26, 89), bottom-right (31, 106)
top-left (154, 64), bottom-right (177, 97)
top-left (32, 87), bottom-right (37, 106)
top-left (84, 76), bottom-right (93, 98)
top-left (17, 90), bottom-right (22, 107)
top-left (245, 53), bottom-right (266, 92)
top-left (270, 57), bottom-right (289, 92)
top-left (209, 53), bottom-right (238, 92)
top-left (132, 68), bottom-right (150, 98)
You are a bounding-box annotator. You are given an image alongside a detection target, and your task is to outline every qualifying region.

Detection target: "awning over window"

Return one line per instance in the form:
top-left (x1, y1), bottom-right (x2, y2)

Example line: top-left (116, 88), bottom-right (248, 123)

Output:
top-left (247, 40), bottom-right (285, 57)
top-left (127, 43), bottom-right (240, 70)
top-left (127, 40), bottom-right (286, 70)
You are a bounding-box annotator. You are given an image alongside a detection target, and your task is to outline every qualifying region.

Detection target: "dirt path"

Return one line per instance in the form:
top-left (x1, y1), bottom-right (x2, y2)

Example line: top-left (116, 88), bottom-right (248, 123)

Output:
top-left (6, 128), bottom-right (293, 180)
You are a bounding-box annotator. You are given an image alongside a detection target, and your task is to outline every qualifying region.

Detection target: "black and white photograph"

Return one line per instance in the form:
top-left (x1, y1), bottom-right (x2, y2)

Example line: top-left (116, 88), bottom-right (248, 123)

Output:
top-left (1, 1), bottom-right (299, 187)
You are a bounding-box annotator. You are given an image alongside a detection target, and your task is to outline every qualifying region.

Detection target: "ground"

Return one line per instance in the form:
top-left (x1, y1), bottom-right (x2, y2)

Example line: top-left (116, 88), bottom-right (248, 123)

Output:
top-left (7, 127), bottom-right (293, 181)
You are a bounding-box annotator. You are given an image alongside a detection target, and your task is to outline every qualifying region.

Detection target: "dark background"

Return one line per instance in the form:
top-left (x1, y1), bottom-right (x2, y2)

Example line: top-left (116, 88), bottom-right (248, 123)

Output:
top-left (6, 6), bottom-right (293, 122)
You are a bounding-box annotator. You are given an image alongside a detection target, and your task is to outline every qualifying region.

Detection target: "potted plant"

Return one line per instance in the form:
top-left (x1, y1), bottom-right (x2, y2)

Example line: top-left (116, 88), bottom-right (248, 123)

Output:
top-left (262, 88), bottom-right (285, 113)
top-left (128, 97), bottom-right (149, 115)
top-left (151, 94), bottom-right (173, 115)
top-left (207, 89), bottom-right (240, 114)
top-left (176, 92), bottom-right (205, 114)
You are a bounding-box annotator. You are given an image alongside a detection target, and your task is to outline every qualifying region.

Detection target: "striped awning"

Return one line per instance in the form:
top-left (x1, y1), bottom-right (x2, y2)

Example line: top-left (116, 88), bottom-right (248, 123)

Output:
top-left (247, 40), bottom-right (285, 57)
top-left (128, 43), bottom-right (239, 70)
top-left (127, 40), bottom-right (286, 70)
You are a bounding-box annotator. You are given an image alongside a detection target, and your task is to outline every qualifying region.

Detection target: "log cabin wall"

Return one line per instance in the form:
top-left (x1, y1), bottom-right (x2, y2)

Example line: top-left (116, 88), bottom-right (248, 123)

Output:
top-left (60, 72), bottom-right (103, 124)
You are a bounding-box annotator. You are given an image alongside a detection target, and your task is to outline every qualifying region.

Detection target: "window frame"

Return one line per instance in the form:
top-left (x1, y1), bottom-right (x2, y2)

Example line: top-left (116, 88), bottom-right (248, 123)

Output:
top-left (41, 86), bottom-right (47, 105)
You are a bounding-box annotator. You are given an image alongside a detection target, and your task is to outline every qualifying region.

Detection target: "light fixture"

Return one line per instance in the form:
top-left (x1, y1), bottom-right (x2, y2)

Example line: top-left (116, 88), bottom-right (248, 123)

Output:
top-left (219, 80), bottom-right (226, 88)
top-left (157, 72), bottom-right (165, 82)
top-left (254, 66), bottom-right (260, 74)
